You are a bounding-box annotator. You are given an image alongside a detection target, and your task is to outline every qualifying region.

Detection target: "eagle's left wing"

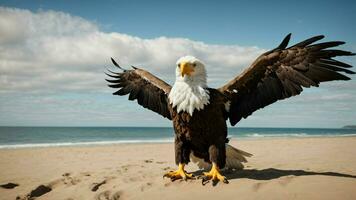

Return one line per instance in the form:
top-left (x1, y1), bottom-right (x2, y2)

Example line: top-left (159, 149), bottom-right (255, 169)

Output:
top-left (218, 34), bottom-right (355, 126)
top-left (106, 58), bottom-right (172, 120)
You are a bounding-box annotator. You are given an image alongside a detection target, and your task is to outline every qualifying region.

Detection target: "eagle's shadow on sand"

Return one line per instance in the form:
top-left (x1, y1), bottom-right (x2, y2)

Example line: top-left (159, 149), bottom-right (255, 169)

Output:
top-left (222, 168), bottom-right (356, 181)
top-left (191, 168), bottom-right (356, 183)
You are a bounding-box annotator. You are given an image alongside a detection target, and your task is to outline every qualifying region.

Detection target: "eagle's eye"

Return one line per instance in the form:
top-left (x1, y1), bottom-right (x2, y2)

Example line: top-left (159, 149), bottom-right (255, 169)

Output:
top-left (192, 63), bottom-right (197, 67)
top-left (177, 63), bottom-right (181, 68)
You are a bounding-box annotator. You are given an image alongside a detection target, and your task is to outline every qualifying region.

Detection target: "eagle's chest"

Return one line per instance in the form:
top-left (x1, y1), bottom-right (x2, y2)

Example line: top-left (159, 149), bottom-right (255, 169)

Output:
top-left (171, 96), bottom-right (227, 141)
top-left (171, 108), bottom-right (209, 140)
top-left (172, 107), bottom-right (208, 127)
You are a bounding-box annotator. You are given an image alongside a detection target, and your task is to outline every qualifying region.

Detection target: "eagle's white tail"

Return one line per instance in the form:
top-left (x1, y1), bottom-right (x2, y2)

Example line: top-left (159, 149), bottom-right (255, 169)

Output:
top-left (190, 144), bottom-right (252, 170)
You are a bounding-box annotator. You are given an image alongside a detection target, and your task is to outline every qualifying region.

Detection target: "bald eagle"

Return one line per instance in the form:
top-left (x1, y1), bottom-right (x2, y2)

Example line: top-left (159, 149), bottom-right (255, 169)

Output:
top-left (106, 34), bottom-right (355, 184)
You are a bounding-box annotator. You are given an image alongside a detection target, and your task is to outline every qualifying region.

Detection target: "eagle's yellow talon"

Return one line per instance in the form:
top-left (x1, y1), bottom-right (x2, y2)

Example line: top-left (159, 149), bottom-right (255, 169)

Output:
top-left (202, 163), bottom-right (228, 184)
top-left (163, 163), bottom-right (193, 181)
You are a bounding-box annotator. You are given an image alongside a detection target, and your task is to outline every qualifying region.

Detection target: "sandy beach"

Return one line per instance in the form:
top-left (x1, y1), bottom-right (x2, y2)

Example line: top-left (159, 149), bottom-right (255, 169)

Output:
top-left (1, 137), bottom-right (356, 200)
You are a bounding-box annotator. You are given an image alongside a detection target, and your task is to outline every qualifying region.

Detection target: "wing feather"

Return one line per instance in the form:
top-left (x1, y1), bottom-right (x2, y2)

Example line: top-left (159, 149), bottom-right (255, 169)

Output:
top-left (106, 58), bottom-right (172, 120)
top-left (218, 34), bottom-right (354, 126)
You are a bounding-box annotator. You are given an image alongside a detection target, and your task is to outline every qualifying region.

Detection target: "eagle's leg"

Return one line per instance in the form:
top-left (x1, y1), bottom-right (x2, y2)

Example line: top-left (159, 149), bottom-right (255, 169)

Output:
top-left (164, 137), bottom-right (194, 181)
top-left (163, 163), bottom-right (193, 181)
top-left (202, 144), bottom-right (228, 184)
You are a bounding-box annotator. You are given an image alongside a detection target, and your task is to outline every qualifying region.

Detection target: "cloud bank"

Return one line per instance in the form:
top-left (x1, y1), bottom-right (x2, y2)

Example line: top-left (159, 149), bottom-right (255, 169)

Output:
top-left (0, 7), bottom-right (265, 94)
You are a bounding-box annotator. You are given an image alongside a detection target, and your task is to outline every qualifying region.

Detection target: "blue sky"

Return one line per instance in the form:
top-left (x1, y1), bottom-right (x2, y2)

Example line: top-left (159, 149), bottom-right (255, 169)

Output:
top-left (2, 0), bottom-right (356, 46)
top-left (0, 0), bottom-right (355, 127)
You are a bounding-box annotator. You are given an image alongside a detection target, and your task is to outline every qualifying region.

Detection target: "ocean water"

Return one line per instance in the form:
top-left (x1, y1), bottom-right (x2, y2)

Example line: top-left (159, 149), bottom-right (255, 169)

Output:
top-left (0, 127), bottom-right (355, 149)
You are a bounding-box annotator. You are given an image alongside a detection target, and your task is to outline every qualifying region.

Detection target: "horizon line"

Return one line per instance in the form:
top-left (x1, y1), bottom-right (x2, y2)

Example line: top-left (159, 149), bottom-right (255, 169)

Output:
top-left (0, 125), bottom-right (352, 129)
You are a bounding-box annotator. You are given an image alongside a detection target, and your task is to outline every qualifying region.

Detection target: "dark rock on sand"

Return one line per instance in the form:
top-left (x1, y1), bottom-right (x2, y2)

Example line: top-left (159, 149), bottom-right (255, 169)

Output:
top-left (0, 182), bottom-right (19, 189)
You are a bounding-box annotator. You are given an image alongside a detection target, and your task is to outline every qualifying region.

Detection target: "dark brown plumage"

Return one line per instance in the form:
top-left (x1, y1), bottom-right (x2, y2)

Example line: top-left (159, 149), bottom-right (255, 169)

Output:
top-left (106, 34), bottom-right (354, 183)
top-left (106, 58), bottom-right (171, 119)
top-left (218, 34), bottom-right (355, 125)
top-left (170, 88), bottom-right (229, 168)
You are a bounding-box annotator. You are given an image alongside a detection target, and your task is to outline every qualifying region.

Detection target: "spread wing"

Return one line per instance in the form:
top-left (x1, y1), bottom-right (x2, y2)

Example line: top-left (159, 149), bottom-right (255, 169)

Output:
top-left (218, 34), bottom-right (355, 126)
top-left (106, 58), bottom-right (172, 120)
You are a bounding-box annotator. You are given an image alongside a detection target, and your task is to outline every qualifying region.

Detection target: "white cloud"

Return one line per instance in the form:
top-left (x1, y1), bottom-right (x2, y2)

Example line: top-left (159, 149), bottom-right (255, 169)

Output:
top-left (0, 7), bottom-right (265, 94)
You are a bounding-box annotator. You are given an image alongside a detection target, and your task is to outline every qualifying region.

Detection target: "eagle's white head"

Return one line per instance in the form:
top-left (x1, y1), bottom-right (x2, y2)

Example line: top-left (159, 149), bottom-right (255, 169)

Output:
top-left (174, 55), bottom-right (207, 85)
top-left (168, 56), bottom-right (210, 116)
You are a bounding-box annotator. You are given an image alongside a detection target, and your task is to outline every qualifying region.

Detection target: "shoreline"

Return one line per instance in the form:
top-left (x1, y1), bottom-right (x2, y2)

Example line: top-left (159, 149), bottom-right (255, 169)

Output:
top-left (1, 135), bottom-right (356, 150)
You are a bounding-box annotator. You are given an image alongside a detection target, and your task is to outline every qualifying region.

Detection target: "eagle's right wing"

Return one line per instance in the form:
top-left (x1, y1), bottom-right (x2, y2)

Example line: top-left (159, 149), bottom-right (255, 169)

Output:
top-left (106, 58), bottom-right (172, 120)
top-left (218, 34), bottom-right (355, 126)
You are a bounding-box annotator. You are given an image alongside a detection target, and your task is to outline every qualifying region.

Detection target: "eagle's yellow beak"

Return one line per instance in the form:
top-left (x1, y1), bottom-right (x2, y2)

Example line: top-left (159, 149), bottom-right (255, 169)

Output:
top-left (180, 62), bottom-right (194, 77)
